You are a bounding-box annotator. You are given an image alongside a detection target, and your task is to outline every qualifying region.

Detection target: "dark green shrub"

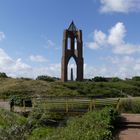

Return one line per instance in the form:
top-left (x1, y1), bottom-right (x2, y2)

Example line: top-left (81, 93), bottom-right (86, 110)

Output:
top-left (132, 76), bottom-right (140, 81)
top-left (36, 75), bottom-right (55, 82)
top-left (10, 95), bottom-right (23, 106)
top-left (10, 96), bottom-right (32, 107)
top-left (92, 76), bottom-right (108, 82)
top-left (111, 77), bottom-right (122, 82)
top-left (0, 72), bottom-right (8, 78)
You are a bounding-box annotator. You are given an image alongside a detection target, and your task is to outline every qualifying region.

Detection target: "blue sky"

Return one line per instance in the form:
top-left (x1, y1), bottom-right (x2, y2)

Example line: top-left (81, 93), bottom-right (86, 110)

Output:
top-left (0, 0), bottom-right (140, 79)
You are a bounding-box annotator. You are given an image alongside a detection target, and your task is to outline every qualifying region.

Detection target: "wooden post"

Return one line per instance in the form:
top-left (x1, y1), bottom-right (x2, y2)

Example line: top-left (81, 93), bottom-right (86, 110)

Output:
top-left (66, 98), bottom-right (68, 113)
top-left (93, 99), bottom-right (96, 109)
top-left (10, 99), bottom-right (14, 112)
top-left (23, 100), bottom-right (26, 112)
top-left (32, 98), bottom-right (34, 108)
top-left (89, 100), bottom-right (92, 112)
top-left (116, 98), bottom-right (120, 110)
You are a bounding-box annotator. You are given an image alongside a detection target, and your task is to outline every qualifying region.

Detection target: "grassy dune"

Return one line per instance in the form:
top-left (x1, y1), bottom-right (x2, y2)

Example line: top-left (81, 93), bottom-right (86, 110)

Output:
top-left (0, 77), bottom-right (140, 99)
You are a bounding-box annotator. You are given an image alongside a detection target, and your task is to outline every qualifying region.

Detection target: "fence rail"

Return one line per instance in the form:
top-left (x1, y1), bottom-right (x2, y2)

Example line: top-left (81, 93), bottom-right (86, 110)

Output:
top-left (12, 96), bottom-right (120, 114)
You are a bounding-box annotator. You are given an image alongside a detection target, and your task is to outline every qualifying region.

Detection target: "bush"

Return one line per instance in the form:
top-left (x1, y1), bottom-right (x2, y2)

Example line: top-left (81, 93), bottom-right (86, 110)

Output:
top-left (117, 98), bottom-right (140, 113)
top-left (10, 95), bottom-right (32, 107)
top-left (36, 75), bottom-right (55, 82)
top-left (27, 127), bottom-right (54, 140)
top-left (0, 109), bottom-right (28, 140)
top-left (0, 72), bottom-right (8, 78)
top-left (46, 107), bottom-right (119, 140)
top-left (92, 76), bottom-right (108, 82)
top-left (132, 76), bottom-right (140, 81)
top-left (111, 77), bottom-right (122, 82)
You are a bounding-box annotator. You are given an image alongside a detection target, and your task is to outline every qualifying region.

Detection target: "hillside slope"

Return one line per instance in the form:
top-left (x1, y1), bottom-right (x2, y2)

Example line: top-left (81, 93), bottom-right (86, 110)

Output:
top-left (0, 78), bottom-right (140, 99)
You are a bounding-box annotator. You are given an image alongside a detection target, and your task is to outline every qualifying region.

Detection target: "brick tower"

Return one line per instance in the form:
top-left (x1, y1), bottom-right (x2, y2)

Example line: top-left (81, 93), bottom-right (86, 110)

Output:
top-left (61, 21), bottom-right (84, 82)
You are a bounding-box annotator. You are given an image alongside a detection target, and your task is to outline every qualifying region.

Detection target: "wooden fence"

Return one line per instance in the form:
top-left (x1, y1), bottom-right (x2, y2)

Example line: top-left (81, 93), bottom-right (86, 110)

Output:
top-left (12, 96), bottom-right (120, 114)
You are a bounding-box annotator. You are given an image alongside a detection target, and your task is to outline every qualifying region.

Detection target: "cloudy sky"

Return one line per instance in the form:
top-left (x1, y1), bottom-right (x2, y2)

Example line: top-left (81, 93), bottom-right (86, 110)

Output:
top-left (0, 0), bottom-right (140, 79)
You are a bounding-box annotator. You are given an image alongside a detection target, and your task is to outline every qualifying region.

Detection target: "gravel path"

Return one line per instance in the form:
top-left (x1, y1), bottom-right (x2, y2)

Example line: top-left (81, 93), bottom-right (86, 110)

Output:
top-left (116, 114), bottom-right (140, 140)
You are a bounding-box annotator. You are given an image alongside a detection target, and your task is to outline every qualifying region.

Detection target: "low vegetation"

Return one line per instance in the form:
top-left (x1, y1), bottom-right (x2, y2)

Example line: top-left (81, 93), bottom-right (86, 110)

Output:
top-left (0, 107), bottom-right (119, 140)
top-left (0, 75), bottom-right (140, 99)
top-left (0, 73), bottom-right (139, 139)
top-left (117, 97), bottom-right (140, 113)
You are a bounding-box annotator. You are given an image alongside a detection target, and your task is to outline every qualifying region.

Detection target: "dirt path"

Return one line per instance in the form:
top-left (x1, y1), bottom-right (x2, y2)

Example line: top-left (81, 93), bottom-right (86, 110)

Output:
top-left (0, 100), bottom-right (10, 111)
top-left (116, 113), bottom-right (140, 140)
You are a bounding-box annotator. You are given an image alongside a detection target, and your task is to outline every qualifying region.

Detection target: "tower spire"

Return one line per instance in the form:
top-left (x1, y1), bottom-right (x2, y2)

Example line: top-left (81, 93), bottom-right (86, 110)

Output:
top-left (68, 21), bottom-right (77, 32)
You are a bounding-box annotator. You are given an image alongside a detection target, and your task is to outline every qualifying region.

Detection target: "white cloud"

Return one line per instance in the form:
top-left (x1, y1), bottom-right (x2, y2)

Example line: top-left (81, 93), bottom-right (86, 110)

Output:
top-left (87, 22), bottom-right (140, 55)
top-left (0, 48), bottom-right (32, 77)
top-left (86, 42), bottom-right (100, 50)
top-left (86, 30), bottom-right (107, 50)
top-left (94, 30), bottom-right (107, 46)
top-left (100, 0), bottom-right (140, 13)
top-left (0, 32), bottom-right (5, 41)
top-left (13, 58), bottom-right (31, 71)
top-left (84, 56), bottom-right (140, 79)
top-left (108, 22), bottom-right (126, 46)
top-left (0, 48), bottom-right (61, 78)
top-left (113, 44), bottom-right (140, 54)
top-left (31, 63), bottom-right (61, 78)
top-left (30, 55), bottom-right (48, 62)
top-left (0, 48), bottom-right (14, 66)
top-left (1, 47), bottom-right (140, 79)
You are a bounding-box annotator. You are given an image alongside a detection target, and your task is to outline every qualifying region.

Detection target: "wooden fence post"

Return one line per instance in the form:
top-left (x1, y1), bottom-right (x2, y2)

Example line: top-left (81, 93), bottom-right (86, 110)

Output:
top-left (23, 100), bottom-right (26, 112)
top-left (66, 98), bottom-right (68, 113)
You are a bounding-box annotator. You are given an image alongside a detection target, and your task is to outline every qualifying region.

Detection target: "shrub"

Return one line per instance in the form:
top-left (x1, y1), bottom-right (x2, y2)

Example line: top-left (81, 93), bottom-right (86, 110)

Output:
top-left (132, 76), bottom-right (140, 81)
top-left (0, 109), bottom-right (28, 140)
top-left (117, 98), bottom-right (140, 113)
top-left (27, 127), bottom-right (54, 140)
top-left (36, 75), bottom-right (55, 82)
top-left (111, 77), bottom-right (122, 82)
top-left (10, 95), bottom-right (32, 107)
top-left (0, 72), bottom-right (8, 78)
top-left (46, 107), bottom-right (118, 140)
top-left (92, 76), bottom-right (108, 82)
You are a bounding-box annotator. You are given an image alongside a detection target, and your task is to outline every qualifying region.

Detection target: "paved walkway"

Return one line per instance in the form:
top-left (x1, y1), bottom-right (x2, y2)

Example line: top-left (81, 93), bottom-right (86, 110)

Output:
top-left (116, 113), bottom-right (140, 140)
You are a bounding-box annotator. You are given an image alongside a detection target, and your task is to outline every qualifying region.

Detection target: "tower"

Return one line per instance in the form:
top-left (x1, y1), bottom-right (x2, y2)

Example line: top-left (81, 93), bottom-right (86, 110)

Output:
top-left (61, 21), bottom-right (84, 82)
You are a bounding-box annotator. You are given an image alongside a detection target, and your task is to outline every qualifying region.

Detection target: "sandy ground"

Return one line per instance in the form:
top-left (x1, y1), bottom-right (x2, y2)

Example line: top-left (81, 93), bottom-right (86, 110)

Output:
top-left (116, 114), bottom-right (140, 140)
top-left (0, 100), bottom-right (10, 110)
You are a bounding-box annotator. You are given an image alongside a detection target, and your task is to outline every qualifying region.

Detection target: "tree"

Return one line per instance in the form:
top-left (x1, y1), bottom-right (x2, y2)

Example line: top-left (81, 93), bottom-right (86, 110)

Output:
top-left (132, 76), bottom-right (140, 81)
top-left (92, 76), bottom-right (107, 82)
top-left (111, 77), bottom-right (122, 82)
top-left (0, 72), bottom-right (8, 78)
top-left (36, 75), bottom-right (55, 82)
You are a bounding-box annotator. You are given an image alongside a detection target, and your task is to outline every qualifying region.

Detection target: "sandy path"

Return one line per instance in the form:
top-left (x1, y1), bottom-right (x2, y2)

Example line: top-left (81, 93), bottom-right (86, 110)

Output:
top-left (116, 114), bottom-right (140, 140)
top-left (0, 100), bottom-right (10, 110)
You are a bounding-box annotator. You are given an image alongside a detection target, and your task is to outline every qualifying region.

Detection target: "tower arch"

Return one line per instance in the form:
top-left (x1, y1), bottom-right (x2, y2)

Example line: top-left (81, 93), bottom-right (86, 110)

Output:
top-left (67, 56), bottom-right (77, 80)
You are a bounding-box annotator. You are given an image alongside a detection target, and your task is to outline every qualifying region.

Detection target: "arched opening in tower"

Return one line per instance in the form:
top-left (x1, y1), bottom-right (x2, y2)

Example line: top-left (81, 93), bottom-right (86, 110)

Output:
top-left (67, 38), bottom-right (71, 50)
top-left (74, 38), bottom-right (77, 50)
top-left (67, 57), bottom-right (77, 81)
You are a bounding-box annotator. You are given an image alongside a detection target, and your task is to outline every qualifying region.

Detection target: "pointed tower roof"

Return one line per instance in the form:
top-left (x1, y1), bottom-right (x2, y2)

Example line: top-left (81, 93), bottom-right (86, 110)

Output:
top-left (68, 21), bottom-right (77, 32)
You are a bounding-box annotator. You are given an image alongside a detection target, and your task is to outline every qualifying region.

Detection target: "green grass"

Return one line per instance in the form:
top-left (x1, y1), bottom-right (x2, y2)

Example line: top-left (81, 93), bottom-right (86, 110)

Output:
top-left (0, 108), bottom-right (27, 128)
top-left (0, 108), bottom-right (28, 140)
top-left (27, 127), bottom-right (54, 140)
top-left (42, 107), bottom-right (118, 140)
top-left (0, 77), bottom-right (140, 99)
top-left (117, 97), bottom-right (140, 113)
top-left (0, 106), bottom-right (119, 140)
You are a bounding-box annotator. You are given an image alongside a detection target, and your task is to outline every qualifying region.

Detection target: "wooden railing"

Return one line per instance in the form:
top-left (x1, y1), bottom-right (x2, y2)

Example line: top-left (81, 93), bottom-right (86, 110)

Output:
top-left (12, 96), bottom-right (120, 113)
